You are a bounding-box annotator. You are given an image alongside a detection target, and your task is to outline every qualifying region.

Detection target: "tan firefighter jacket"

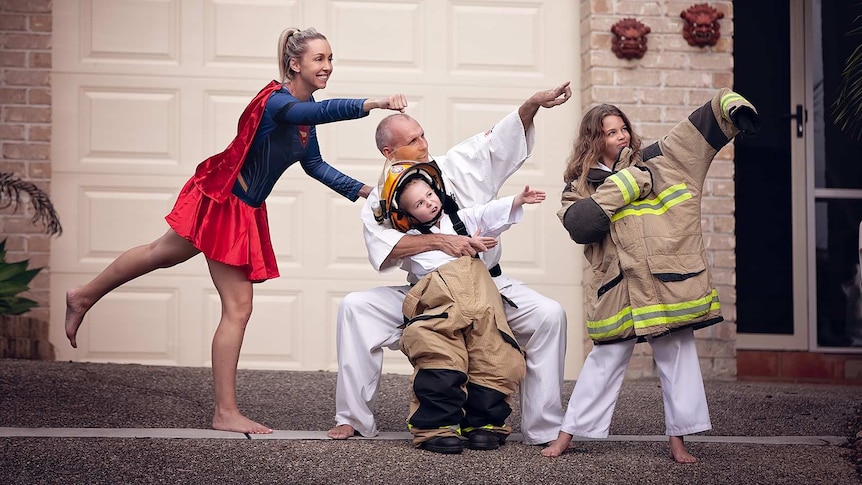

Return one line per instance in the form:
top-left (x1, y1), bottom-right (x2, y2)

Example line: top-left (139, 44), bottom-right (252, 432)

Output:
top-left (558, 89), bottom-right (758, 344)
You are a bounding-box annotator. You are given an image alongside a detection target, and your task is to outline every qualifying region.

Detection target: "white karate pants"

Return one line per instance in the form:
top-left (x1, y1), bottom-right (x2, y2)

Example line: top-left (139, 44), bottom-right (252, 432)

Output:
top-left (334, 275), bottom-right (567, 445)
top-left (560, 327), bottom-right (712, 438)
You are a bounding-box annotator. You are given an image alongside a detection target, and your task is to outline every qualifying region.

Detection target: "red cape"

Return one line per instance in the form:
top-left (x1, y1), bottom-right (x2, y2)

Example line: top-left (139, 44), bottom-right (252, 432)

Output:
top-left (193, 80), bottom-right (281, 203)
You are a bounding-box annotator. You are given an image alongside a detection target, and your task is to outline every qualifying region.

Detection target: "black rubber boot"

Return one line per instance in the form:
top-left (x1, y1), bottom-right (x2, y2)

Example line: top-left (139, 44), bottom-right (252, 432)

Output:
top-left (464, 429), bottom-right (506, 451)
top-left (418, 435), bottom-right (464, 454)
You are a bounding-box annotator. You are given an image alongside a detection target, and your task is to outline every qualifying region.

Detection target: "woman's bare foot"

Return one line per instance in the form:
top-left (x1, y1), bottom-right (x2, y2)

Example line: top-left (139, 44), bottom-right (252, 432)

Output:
top-left (541, 432), bottom-right (573, 457)
top-left (65, 288), bottom-right (91, 348)
top-left (327, 424), bottom-right (356, 439)
top-left (213, 411), bottom-right (272, 434)
top-left (669, 436), bottom-right (697, 463)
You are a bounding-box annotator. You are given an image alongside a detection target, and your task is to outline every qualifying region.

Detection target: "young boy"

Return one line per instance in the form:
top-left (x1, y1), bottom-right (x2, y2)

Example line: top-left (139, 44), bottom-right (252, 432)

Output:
top-left (378, 160), bottom-right (545, 454)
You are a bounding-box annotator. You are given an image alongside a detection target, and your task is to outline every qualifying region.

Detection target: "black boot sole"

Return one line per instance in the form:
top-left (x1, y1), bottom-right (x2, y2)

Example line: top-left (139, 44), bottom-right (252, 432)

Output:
top-left (420, 443), bottom-right (463, 454)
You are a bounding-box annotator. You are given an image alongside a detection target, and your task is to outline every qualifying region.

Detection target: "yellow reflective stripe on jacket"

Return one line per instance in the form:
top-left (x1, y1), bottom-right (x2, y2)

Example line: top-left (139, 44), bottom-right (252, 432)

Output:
top-left (720, 92), bottom-right (746, 121)
top-left (611, 183), bottom-right (692, 222)
top-left (608, 169), bottom-right (640, 205)
top-left (587, 306), bottom-right (634, 340)
top-left (632, 289), bottom-right (720, 330)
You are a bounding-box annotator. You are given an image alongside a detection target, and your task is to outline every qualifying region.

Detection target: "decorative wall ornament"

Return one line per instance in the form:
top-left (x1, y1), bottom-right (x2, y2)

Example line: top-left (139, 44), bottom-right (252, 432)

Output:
top-left (681, 3), bottom-right (725, 47)
top-left (611, 18), bottom-right (651, 60)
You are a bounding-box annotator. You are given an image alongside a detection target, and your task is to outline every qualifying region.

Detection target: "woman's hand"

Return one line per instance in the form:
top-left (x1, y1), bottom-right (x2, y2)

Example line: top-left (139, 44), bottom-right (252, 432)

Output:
top-left (358, 184), bottom-right (372, 199)
top-left (364, 94), bottom-right (408, 113)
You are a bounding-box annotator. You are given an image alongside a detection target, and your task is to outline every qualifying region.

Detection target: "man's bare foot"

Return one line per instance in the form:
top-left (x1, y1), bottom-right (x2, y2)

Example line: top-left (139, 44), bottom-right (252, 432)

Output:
top-left (327, 424), bottom-right (356, 440)
top-left (65, 288), bottom-right (90, 348)
top-left (669, 435), bottom-right (697, 463)
top-left (213, 411), bottom-right (272, 434)
top-left (541, 432), bottom-right (573, 457)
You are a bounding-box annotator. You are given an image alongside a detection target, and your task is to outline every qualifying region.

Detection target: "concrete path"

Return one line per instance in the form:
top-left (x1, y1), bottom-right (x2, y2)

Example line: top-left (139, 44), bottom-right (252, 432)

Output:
top-left (1, 359), bottom-right (859, 484)
top-left (0, 427), bottom-right (849, 446)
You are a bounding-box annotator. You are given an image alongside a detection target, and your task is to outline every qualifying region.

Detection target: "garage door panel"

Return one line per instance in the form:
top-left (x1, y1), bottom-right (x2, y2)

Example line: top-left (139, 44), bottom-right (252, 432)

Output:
top-left (50, 274), bottom-right (210, 366)
top-left (211, 287), bottom-right (306, 371)
top-left (498, 182), bottom-right (580, 286)
top-left (495, 203), bottom-right (545, 271)
top-left (84, 88), bottom-right (181, 166)
top-left (449, 2), bottom-right (542, 76)
top-left (205, 0), bottom-right (303, 69)
top-left (53, 77), bottom-right (272, 176)
top-left (50, 172), bottom-right (213, 276)
top-left (82, 186), bottom-right (177, 254)
top-left (82, 288), bottom-right (180, 362)
top-left (324, 194), bottom-right (375, 271)
top-left (448, 98), bottom-right (520, 147)
top-left (52, 75), bottom-right (196, 175)
top-left (530, 108), bottom-right (574, 168)
top-left (329, 0), bottom-right (423, 73)
top-left (84, 0), bottom-right (181, 65)
top-left (54, 0), bottom-right (284, 79)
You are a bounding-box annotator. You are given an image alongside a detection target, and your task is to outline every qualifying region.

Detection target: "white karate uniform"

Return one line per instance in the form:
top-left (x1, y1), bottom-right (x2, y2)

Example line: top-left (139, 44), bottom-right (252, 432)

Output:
top-left (334, 110), bottom-right (567, 445)
top-left (560, 327), bottom-right (712, 438)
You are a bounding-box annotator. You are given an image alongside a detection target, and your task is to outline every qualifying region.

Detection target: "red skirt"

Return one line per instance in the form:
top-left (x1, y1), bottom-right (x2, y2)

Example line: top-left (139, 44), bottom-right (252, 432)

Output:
top-left (165, 178), bottom-right (279, 282)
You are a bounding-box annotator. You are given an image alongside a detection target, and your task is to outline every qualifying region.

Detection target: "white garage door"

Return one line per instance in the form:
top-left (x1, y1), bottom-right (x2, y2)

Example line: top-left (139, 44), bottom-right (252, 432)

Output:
top-left (50, 0), bottom-right (583, 377)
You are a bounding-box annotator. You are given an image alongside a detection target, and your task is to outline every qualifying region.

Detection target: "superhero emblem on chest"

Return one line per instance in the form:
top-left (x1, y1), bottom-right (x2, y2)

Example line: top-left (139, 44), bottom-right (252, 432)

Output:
top-left (298, 125), bottom-right (309, 147)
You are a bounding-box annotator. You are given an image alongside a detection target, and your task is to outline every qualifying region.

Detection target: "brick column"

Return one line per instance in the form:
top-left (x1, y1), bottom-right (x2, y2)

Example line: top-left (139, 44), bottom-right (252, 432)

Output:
top-left (0, 0), bottom-right (53, 323)
top-left (580, 0), bottom-right (736, 379)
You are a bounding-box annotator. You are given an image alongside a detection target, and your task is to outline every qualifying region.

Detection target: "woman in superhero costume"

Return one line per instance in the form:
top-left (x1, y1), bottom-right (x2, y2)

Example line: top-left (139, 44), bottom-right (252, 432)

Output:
top-left (63, 27), bottom-right (407, 434)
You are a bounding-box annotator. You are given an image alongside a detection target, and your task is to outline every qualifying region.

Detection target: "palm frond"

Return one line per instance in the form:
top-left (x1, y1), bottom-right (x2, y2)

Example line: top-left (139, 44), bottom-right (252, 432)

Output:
top-left (832, 11), bottom-right (862, 140)
top-left (0, 173), bottom-right (62, 237)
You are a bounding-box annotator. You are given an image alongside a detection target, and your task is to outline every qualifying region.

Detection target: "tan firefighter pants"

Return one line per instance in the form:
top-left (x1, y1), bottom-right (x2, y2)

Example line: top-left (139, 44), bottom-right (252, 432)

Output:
top-left (400, 256), bottom-right (526, 445)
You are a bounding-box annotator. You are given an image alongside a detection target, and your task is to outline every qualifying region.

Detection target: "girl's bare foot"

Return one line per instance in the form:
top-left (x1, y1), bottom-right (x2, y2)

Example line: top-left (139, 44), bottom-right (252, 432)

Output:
top-left (213, 411), bottom-right (272, 434)
top-left (65, 288), bottom-right (90, 348)
top-left (541, 433), bottom-right (573, 457)
top-left (327, 424), bottom-right (356, 439)
top-left (669, 436), bottom-right (697, 463)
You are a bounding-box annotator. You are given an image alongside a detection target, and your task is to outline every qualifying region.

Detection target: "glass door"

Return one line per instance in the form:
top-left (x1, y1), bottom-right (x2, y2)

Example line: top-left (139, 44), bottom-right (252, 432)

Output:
top-left (808, 0), bottom-right (862, 351)
top-left (734, 0), bottom-right (808, 350)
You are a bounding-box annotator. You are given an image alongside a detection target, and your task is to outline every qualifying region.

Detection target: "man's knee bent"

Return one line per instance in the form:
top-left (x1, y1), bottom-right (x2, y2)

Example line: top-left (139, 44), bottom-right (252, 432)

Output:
top-left (511, 297), bottom-right (566, 333)
top-left (338, 290), bottom-right (374, 322)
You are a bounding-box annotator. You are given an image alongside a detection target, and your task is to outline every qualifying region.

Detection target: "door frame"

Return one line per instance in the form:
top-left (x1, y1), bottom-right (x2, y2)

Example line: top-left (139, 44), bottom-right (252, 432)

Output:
top-left (738, 0), bottom-right (862, 354)
top-left (736, 0), bottom-right (809, 351)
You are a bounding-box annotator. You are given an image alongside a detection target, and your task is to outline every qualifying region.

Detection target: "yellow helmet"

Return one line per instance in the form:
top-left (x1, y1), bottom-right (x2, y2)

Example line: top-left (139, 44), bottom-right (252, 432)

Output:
top-left (378, 159), bottom-right (447, 233)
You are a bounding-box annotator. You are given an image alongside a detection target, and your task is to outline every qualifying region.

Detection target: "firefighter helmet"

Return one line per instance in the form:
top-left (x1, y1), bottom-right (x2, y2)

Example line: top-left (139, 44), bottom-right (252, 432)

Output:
top-left (378, 159), bottom-right (447, 233)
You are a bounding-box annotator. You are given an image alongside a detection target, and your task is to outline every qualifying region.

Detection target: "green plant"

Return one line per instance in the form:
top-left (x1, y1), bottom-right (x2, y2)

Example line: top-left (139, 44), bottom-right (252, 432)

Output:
top-left (0, 172), bottom-right (62, 316)
top-left (0, 239), bottom-right (41, 315)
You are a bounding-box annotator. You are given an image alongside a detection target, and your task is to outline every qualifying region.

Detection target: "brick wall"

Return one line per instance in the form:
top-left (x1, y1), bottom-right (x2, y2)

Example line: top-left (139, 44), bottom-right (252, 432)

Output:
top-left (0, 0), bottom-right (53, 323)
top-left (580, 0), bottom-right (736, 379)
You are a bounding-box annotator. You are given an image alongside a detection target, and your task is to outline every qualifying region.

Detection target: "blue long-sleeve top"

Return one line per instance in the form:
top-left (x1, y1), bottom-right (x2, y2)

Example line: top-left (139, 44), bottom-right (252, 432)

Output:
top-left (231, 87), bottom-right (369, 207)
